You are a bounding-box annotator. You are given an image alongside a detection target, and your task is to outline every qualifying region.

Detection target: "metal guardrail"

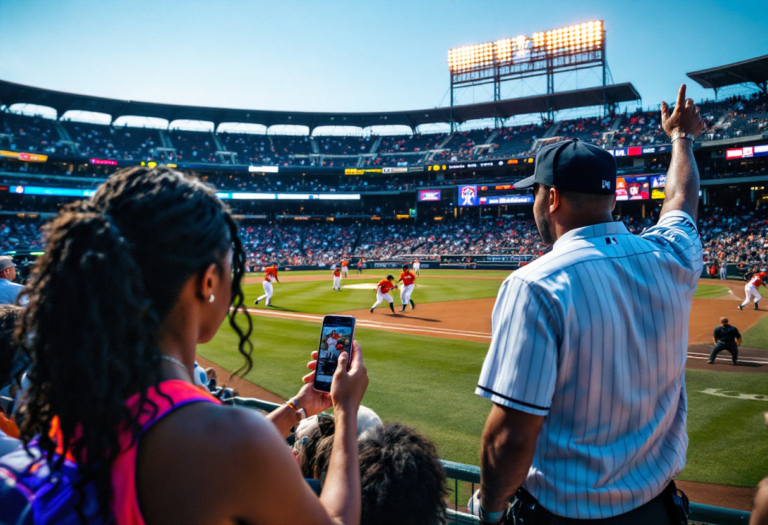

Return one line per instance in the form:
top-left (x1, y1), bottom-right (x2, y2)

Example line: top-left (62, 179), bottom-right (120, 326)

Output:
top-left (440, 462), bottom-right (751, 525)
top-left (236, 396), bottom-right (751, 524)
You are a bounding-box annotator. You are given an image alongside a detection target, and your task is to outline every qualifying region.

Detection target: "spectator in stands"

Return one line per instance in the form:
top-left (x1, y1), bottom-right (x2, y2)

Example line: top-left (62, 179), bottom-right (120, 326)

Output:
top-left (0, 257), bottom-right (23, 305)
top-left (474, 86), bottom-right (704, 524)
top-left (0, 304), bottom-right (22, 457)
top-left (7, 167), bottom-right (369, 524)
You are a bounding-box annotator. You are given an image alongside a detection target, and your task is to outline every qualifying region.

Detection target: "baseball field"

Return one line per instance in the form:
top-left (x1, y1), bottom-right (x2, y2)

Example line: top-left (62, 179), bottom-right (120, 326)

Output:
top-left (197, 269), bottom-right (768, 510)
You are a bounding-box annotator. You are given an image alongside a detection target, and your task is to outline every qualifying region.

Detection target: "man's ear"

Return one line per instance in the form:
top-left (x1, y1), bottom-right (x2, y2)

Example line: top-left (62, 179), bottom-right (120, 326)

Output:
top-left (549, 187), bottom-right (561, 214)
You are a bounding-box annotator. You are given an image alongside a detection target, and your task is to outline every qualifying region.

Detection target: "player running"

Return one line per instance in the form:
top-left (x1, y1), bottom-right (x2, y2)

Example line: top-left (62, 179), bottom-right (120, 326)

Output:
top-left (370, 275), bottom-right (396, 314)
top-left (396, 264), bottom-right (416, 312)
top-left (254, 262), bottom-right (279, 307)
top-left (332, 266), bottom-right (342, 291)
top-left (357, 258), bottom-right (364, 275)
top-left (341, 258), bottom-right (349, 278)
top-left (739, 268), bottom-right (768, 310)
top-left (413, 258), bottom-right (420, 275)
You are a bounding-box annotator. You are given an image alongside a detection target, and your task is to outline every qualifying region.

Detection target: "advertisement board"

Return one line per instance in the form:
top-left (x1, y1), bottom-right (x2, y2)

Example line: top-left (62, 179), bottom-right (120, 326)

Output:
top-left (727, 144), bottom-right (768, 159)
top-left (418, 190), bottom-right (441, 202)
top-left (479, 194), bottom-right (533, 205)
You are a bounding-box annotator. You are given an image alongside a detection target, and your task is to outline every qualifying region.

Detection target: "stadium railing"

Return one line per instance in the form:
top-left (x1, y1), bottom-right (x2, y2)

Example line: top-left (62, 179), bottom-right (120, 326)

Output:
top-left (232, 396), bottom-right (752, 524)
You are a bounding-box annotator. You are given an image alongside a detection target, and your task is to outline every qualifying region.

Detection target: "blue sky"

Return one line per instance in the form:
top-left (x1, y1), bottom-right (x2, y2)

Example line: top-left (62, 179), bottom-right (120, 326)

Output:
top-left (0, 0), bottom-right (766, 131)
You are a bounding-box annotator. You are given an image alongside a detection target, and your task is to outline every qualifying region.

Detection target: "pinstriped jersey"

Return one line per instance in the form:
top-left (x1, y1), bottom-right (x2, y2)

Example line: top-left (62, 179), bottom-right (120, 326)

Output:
top-left (476, 211), bottom-right (702, 520)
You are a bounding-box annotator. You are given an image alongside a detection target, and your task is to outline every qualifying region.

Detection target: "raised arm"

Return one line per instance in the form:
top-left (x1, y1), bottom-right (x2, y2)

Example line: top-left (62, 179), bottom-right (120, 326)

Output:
top-left (659, 84), bottom-right (705, 222)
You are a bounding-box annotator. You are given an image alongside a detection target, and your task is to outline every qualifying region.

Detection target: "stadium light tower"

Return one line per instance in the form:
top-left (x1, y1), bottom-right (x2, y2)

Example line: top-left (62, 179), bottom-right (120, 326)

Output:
top-left (447, 20), bottom-right (609, 130)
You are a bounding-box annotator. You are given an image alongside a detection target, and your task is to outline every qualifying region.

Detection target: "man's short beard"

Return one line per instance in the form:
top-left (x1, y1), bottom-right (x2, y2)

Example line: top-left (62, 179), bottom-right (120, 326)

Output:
top-left (536, 213), bottom-right (556, 245)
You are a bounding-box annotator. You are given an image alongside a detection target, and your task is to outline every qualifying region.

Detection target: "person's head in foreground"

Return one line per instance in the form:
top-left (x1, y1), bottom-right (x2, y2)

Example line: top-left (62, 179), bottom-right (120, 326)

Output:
top-left (514, 138), bottom-right (617, 245)
top-left (721, 317), bottom-right (729, 326)
top-left (10, 167), bottom-right (368, 524)
top-left (402, 264), bottom-right (409, 272)
top-left (0, 304), bottom-right (22, 391)
top-left (356, 423), bottom-right (447, 525)
top-left (386, 275), bottom-right (394, 282)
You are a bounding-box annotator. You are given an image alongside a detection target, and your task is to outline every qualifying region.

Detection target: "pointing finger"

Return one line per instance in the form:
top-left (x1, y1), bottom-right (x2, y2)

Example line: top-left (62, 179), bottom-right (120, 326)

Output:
top-left (675, 84), bottom-right (686, 112)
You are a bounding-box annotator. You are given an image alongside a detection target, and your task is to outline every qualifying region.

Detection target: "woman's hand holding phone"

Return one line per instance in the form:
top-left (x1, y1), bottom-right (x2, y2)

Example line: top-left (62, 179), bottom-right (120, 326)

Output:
top-left (301, 341), bottom-right (367, 415)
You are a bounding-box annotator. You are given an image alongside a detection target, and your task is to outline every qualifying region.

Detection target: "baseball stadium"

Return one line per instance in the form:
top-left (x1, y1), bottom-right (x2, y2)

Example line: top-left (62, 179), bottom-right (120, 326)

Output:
top-left (1, 2), bottom-right (768, 524)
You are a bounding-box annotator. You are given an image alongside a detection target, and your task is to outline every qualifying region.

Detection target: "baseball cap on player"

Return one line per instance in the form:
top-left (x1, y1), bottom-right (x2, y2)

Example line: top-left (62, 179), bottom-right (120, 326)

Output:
top-left (514, 138), bottom-right (616, 195)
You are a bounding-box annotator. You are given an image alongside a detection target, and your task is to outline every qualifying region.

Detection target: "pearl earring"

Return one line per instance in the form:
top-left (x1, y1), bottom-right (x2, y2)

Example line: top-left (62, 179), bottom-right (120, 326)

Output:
top-left (208, 294), bottom-right (215, 303)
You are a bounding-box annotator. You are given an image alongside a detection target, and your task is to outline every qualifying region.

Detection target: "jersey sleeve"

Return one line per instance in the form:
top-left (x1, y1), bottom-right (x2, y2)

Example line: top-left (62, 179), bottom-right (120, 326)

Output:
top-left (476, 277), bottom-right (560, 416)
top-left (640, 210), bottom-right (703, 277)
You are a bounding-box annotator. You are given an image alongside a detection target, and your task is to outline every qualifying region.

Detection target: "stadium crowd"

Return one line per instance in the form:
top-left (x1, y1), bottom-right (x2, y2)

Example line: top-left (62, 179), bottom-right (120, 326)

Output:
top-left (5, 204), bottom-right (768, 268)
top-left (2, 91), bottom-right (765, 168)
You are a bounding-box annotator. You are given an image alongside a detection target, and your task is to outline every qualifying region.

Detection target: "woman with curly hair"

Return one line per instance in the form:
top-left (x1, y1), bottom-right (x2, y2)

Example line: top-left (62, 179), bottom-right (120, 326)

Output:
top-left (11, 167), bottom-right (368, 524)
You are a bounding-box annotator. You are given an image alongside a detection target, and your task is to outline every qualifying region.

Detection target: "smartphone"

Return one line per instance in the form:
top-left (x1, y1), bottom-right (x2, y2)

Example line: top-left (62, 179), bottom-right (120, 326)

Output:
top-left (313, 315), bottom-right (356, 393)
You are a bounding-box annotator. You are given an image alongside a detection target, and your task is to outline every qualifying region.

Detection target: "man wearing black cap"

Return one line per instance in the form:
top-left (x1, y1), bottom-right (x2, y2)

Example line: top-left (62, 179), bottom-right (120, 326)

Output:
top-left (0, 257), bottom-right (24, 306)
top-left (473, 85), bottom-right (704, 524)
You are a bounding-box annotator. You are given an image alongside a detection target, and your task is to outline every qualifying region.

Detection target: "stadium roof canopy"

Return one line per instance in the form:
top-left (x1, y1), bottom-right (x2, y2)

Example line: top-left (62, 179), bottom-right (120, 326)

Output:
top-left (0, 79), bottom-right (640, 131)
top-left (687, 54), bottom-right (768, 95)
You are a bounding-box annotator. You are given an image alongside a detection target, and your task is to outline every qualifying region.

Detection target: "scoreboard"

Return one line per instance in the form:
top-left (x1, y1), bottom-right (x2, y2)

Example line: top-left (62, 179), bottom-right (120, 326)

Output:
top-left (458, 183), bottom-right (533, 207)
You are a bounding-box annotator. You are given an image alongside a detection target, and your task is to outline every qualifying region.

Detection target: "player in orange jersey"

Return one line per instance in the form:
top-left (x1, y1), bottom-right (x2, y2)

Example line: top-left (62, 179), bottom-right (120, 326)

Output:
top-left (255, 263), bottom-right (280, 307)
top-left (396, 264), bottom-right (416, 312)
top-left (370, 275), bottom-right (396, 314)
top-left (739, 268), bottom-right (768, 310)
top-left (341, 258), bottom-right (349, 278)
top-left (332, 266), bottom-right (342, 291)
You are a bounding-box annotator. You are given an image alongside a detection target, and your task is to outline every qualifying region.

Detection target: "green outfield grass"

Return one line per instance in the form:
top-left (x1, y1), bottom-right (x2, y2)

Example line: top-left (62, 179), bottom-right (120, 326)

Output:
top-left (742, 316), bottom-right (768, 348)
top-left (693, 284), bottom-right (732, 299)
top-left (200, 314), bottom-right (768, 487)
top-left (678, 370), bottom-right (768, 486)
top-left (244, 276), bottom-right (502, 314)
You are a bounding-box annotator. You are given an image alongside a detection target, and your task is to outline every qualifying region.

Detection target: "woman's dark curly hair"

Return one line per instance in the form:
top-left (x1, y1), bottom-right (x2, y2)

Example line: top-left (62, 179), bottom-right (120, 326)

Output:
top-left (15, 167), bottom-right (253, 518)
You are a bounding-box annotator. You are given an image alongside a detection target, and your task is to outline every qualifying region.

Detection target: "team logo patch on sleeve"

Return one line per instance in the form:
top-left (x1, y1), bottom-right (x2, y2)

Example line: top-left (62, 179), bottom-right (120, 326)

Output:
top-left (605, 237), bottom-right (619, 246)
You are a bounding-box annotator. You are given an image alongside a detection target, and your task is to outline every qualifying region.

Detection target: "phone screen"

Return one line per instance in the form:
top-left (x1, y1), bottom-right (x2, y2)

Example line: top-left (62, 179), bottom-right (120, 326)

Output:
top-left (313, 315), bottom-right (355, 392)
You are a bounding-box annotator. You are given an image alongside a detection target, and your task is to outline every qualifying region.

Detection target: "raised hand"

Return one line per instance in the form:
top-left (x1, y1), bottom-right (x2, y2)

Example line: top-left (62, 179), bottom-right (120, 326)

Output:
top-left (661, 84), bottom-right (704, 140)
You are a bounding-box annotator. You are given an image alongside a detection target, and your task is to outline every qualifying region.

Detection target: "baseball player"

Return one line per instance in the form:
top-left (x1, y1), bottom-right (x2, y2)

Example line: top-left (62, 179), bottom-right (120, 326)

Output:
top-left (332, 266), bottom-right (342, 291)
top-left (396, 264), bottom-right (416, 312)
top-left (370, 275), bottom-right (396, 314)
top-left (341, 259), bottom-right (349, 278)
top-left (413, 258), bottom-right (420, 275)
top-left (254, 263), bottom-right (280, 307)
top-left (739, 268), bottom-right (767, 310)
top-left (357, 258), bottom-right (364, 275)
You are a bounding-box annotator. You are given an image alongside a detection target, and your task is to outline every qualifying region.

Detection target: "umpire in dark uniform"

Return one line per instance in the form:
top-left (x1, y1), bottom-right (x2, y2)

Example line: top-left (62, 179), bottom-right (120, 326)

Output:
top-left (708, 317), bottom-right (741, 365)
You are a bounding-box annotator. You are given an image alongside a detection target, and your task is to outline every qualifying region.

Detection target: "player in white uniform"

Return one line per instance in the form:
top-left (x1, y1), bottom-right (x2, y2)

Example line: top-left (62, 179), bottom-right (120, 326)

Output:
top-left (413, 259), bottom-right (421, 275)
top-left (255, 263), bottom-right (279, 307)
top-left (739, 269), bottom-right (767, 310)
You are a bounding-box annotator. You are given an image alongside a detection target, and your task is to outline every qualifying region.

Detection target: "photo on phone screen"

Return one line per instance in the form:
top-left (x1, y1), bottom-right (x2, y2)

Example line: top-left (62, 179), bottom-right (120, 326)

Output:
top-left (313, 315), bottom-right (355, 392)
